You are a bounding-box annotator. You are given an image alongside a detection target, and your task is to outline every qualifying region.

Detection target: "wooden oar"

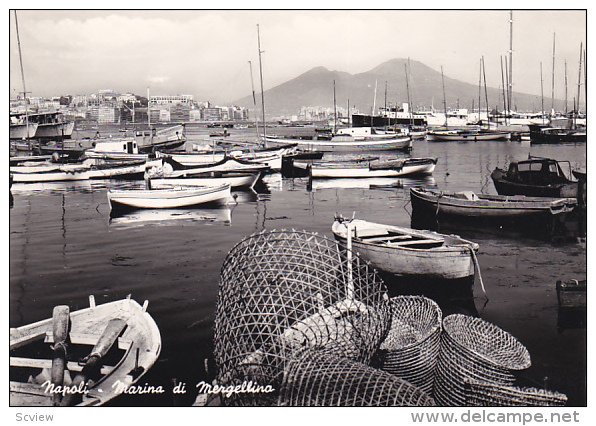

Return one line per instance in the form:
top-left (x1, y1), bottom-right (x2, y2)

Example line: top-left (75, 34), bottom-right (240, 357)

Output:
top-left (51, 305), bottom-right (70, 406)
top-left (60, 318), bottom-right (127, 406)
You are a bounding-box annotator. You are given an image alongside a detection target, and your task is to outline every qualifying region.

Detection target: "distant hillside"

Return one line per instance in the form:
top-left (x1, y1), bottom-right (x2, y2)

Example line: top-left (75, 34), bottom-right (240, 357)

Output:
top-left (233, 58), bottom-right (567, 117)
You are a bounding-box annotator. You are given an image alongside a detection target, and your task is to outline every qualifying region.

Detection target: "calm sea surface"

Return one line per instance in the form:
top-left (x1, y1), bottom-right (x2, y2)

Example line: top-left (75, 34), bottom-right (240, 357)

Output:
top-left (9, 126), bottom-right (587, 406)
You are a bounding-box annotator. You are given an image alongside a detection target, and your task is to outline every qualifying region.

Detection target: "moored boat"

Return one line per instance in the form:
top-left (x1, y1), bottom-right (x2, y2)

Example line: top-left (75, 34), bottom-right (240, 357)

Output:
top-left (332, 217), bottom-right (479, 279)
top-left (410, 187), bottom-right (577, 219)
top-left (10, 296), bottom-right (161, 406)
top-left (265, 127), bottom-right (412, 152)
top-left (491, 157), bottom-right (579, 199)
top-left (307, 157), bottom-right (437, 179)
top-left (107, 183), bottom-right (231, 210)
top-left (149, 171), bottom-right (262, 190)
top-left (427, 129), bottom-right (511, 142)
top-left (161, 156), bottom-right (270, 175)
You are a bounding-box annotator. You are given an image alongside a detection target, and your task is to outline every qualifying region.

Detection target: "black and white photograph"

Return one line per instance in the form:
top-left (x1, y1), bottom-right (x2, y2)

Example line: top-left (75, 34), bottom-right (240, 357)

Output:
top-left (7, 4), bottom-right (589, 419)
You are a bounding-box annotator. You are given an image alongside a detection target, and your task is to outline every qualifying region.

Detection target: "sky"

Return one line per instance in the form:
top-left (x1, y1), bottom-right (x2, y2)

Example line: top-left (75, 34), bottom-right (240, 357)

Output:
top-left (9, 10), bottom-right (586, 104)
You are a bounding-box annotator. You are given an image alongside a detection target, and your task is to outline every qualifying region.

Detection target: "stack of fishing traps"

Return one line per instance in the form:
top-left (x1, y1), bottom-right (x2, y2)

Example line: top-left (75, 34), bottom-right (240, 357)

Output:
top-left (213, 229), bottom-right (568, 407)
top-left (214, 230), bottom-right (392, 406)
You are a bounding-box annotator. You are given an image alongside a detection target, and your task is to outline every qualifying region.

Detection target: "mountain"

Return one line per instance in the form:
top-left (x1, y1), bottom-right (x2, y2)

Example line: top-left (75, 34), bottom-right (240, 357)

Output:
top-left (233, 58), bottom-right (561, 117)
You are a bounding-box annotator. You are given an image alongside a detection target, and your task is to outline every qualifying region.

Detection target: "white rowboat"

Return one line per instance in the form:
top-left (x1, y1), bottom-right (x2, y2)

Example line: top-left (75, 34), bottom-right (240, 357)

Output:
top-left (332, 218), bottom-right (479, 279)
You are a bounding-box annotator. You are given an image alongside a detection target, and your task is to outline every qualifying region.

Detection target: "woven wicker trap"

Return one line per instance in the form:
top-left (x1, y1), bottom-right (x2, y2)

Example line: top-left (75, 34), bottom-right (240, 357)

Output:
top-left (214, 229), bottom-right (391, 405)
top-left (434, 314), bottom-right (531, 406)
top-left (465, 379), bottom-right (567, 407)
top-left (379, 296), bottom-right (442, 395)
top-left (279, 349), bottom-right (435, 406)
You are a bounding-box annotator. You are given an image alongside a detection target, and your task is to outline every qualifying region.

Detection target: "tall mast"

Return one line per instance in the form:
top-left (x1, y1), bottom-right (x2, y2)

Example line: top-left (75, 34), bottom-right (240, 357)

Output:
top-left (257, 24), bottom-right (266, 144)
top-left (508, 11), bottom-right (513, 115)
top-left (540, 62), bottom-right (545, 124)
top-left (248, 60), bottom-right (260, 140)
top-left (384, 81), bottom-right (387, 116)
top-left (482, 56), bottom-right (489, 129)
top-left (504, 55), bottom-right (510, 122)
top-left (551, 33), bottom-right (556, 115)
top-left (500, 56), bottom-right (507, 124)
top-left (478, 59), bottom-right (482, 124)
top-left (441, 66), bottom-right (447, 127)
top-left (14, 11), bottom-right (30, 138)
top-left (404, 63), bottom-right (413, 128)
top-left (333, 79), bottom-right (337, 133)
top-left (564, 60), bottom-right (568, 115)
top-left (372, 79), bottom-right (378, 118)
top-left (347, 98), bottom-right (350, 127)
top-left (577, 42), bottom-right (583, 118)
top-left (147, 87), bottom-right (151, 128)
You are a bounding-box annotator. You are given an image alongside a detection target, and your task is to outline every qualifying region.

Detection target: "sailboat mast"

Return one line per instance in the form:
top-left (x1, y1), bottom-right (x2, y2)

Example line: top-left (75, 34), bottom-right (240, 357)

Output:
top-left (577, 42), bottom-right (583, 117)
top-left (564, 60), bottom-right (568, 115)
top-left (540, 62), bottom-right (545, 124)
top-left (508, 10), bottom-right (513, 115)
top-left (500, 56), bottom-right (507, 124)
top-left (441, 66), bottom-right (447, 127)
top-left (347, 98), bottom-right (350, 127)
top-left (551, 33), bottom-right (556, 114)
top-left (384, 81), bottom-right (387, 116)
top-left (257, 24), bottom-right (266, 143)
top-left (404, 63), bottom-right (413, 128)
top-left (478, 59), bottom-right (482, 124)
top-left (147, 87), bottom-right (151, 128)
top-left (372, 79), bottom-right (378, 119)
top-left (248, 60), bottom-right (260, 140)
top-left (504, 56), bottom-right (510, 123)
top-left (14, 11), bottom-right (29, 138)
top-left (333, 79), bottom-right (337, 133)
top-left (482, 56), bottom-right (489, 129)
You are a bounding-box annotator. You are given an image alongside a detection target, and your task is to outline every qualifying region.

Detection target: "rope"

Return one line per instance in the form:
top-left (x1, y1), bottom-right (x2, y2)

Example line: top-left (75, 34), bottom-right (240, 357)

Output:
top-left (469, 246), bottom-right (488, 301)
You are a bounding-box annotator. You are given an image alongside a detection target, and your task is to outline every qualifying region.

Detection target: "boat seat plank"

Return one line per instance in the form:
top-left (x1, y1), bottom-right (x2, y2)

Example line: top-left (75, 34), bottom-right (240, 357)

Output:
top-left (360, 235), bottom-right (413, 242)
top-left (44, 332), bottom-right (132, 350)
top-left (10, 357), bottom-right (115, 375)
top-left (389, 239), bottom-right (445, 247)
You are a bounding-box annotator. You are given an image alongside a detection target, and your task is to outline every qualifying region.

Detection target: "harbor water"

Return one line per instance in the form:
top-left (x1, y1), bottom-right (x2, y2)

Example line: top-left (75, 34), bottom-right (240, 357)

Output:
top-left (9, 126), bottom-right (587, 406)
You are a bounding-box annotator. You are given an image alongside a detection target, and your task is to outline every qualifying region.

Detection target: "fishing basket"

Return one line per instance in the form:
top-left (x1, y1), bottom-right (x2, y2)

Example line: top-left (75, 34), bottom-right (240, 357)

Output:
top-left (379, 296), bottom-right (442, 395)
top-left (279, 349), bottom-right (435, 406)
top-left (434, 314), bottom-right (531, 406)
top-left (214, 229), bottom-right (391, 406)
top-left (464, 379), bottom-right (567, 407)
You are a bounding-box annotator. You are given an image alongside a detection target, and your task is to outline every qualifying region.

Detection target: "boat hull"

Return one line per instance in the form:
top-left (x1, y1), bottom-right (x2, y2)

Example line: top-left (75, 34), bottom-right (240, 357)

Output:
top-left (108, 184), bottom-right (231, 210)
top-left (264, 136), bottom-right (412, 152)
top-left (491, 168), bottom-right (579, 199)
top-left (10, 123), bottom-right (39, 139)
top-left (10, 298), bottom-right (161, 407)
top-left (410, 188), bottom-right (576, 219)
top-left (150, 172), bottom-right (261, 189)
top-left (309, 159), bottom-right (436, 178)
top-left (332, 220), bottom-right (476, 280)
top-left (34, 121), bottom-right (75, 139)
top-left (427, 131), bottom-right (511, 141)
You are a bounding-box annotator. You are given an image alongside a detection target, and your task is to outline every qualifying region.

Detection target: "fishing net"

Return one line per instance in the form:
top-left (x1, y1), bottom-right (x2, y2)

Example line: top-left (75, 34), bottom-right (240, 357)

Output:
top-left (464, 379), bottom-right (567, 407)
top-left (434, 314), bottom-right (531, 406)
top-left (379, 296), bottom-right (442, 395)
top-left (279, 349), bottom-right (435, 406)
top-left (214, 229), bottom-right (391, 406)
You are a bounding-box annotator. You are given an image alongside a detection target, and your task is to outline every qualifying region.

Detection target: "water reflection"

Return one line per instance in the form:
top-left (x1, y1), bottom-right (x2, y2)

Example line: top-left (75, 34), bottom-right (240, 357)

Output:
top-left (308, 176), bottom-right (437, 191)
top-left (109, 206), bottom-right (233, 228)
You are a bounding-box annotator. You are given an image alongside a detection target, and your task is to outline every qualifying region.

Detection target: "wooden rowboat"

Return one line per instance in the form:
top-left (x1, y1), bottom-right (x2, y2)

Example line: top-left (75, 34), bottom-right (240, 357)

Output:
top-left (149, 171), bottom-right (262, 190)
top-left (307, 157), bottom-right (437, 179)
top-left (332, 218), bottom-right (479, 279)
top-left (410, 187), bottom-right (577, 219)
top-left (10, 296), bottom-right (161, 406)
top-left (108, 183), bottom-right (231, 210)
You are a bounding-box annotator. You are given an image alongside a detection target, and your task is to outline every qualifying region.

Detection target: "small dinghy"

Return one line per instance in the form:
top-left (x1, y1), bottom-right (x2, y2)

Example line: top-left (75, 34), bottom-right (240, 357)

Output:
top-left (410, 187), bottom-right (577, 219)
top-left (332, 217), bottom-right (479, 279)
top-left (307, 157), bottom-right (437, 179)
top-left (107, 183), bottom-right (231, 211)
top-left (10, 296), bottom-right (161, 406)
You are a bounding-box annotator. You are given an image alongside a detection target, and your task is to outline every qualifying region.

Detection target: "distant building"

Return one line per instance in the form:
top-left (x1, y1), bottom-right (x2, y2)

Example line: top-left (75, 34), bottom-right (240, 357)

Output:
top-left (87, 106), bottom-right (120, 124)
top-left (203, 107), bottom-right (221, 121)
top-left (149, 94), bottom-right (194, 106)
